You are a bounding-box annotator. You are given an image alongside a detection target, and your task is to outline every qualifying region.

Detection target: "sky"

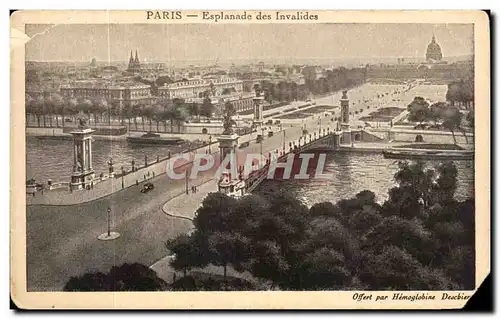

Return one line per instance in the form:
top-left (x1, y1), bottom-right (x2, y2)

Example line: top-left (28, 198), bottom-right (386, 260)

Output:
top-left (25, 23), bottom-right (474, 63)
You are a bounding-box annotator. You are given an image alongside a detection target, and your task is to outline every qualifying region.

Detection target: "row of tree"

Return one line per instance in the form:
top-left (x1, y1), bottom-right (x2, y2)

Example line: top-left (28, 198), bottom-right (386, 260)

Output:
top-left (248, 67), bottom-right (367, 104)
top-left (166, 160), bottom-right (474, 291)
top-left (303, 66), bottom-right (367, 96)
top-left (26, 94), bottom-right (218, 130)
top-left (407, 96), bottom-right (473, 143)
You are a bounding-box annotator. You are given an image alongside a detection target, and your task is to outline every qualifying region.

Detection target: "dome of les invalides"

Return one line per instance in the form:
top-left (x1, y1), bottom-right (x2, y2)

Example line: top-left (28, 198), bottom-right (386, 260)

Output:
top-left (425, 35), bottom-right (443, 62)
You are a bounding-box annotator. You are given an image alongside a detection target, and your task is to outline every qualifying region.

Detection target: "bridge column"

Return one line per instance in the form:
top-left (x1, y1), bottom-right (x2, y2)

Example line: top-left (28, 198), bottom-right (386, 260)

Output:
top-left (70, 123), bottom-right (95, 191)
top-left (252, 86), bottom-right (264, 127)
top-left (217, 133), bottom-right (245, 197)
top-left (340, 90), bottom-right (352, 145)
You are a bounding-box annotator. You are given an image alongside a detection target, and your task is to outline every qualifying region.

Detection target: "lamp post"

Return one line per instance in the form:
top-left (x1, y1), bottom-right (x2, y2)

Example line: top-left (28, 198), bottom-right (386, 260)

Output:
top-left (97, 206), bottom-right (120, 241)
top-left (260, 127), bottom-right (264, 158)
top-left (185, 168), bottom-right (189, 194)
top-left (208, 135), bottom-right (212, 154)
top-left (107, 207), bottom-right (111, 237)
top-left (282, 127), bottom-right (286, 152)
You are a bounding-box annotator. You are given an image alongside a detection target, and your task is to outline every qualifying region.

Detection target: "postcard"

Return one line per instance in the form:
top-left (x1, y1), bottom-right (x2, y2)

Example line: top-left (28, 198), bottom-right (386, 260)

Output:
top-left (10, 10), bottom-right (490, 309)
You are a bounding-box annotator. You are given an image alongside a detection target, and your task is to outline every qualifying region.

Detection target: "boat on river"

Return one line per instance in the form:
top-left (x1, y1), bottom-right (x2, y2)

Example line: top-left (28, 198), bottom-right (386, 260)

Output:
top-left (382, 149), bottom-right (474, 161)
top-left (126, 132), bottom-right (185, 145)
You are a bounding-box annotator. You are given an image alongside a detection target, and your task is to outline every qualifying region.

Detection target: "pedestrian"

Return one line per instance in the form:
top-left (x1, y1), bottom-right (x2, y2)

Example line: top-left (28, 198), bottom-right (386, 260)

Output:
top-left (153, 172), bottom-right (155, 177)
top-left (91, 181), bottom-right (94, 189)
top-left (144, 174), bottom-right (146, 180)
top-left (136, 180), bottom-right (139, 186)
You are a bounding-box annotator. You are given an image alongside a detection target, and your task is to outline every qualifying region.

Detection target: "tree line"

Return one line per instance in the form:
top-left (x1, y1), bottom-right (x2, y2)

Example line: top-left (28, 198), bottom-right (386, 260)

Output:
top-left (446, 75), bottom-right (474, 109)
top-left (257, 67), bottom-right (366, 104)
top-left (25, 93), bottom-right (219, 131)
top-left (407, 96), bottom-right (473, 144)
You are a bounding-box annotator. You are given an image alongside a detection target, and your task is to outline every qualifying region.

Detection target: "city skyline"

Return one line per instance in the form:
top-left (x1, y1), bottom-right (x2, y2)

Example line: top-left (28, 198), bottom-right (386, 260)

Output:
top-left (25, 23), bottom-right (474, 63)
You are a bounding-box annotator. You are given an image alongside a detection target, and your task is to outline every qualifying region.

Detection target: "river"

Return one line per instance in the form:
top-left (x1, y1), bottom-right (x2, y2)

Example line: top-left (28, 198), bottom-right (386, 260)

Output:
top-left (26, 137), bottom-right (183, 183)
top-left (256, 152), bottom-right (474, 206)
top-left (26, 138), bottom-right (474, 205)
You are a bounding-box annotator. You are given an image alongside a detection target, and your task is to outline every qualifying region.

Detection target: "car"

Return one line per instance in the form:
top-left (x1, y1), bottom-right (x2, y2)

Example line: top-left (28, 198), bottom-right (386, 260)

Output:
top-left (413, 124), bottom-right (429, 130)
top-left (267, 131), bottom-right (274, 137)
top-left (239, 141), bottom-right (250, 149)
top-left (65, 118), bottom-right (73, 122)
top-left (140, 183), bottom-right (155, 193)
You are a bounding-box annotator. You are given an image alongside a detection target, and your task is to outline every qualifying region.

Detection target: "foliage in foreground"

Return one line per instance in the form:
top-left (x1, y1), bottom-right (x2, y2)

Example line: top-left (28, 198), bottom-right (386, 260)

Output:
top-left (169, 160), bottom-right (475, 291)
top-left (63, 263), bottom-right (168, 291)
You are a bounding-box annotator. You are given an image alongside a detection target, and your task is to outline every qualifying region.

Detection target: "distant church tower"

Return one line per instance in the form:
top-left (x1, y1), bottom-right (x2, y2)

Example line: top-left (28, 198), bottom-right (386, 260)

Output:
top-left (127, 49), bottom-right (141, 72)
top-left (134, 50), bottom-right (140, 69)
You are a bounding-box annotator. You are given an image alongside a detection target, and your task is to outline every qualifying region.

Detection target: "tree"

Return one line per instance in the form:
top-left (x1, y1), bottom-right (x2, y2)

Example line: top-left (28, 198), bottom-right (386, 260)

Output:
top-left (193, 192), bottom-right (238, 234)
top-left (25, 95), bottom-right (35, 124)
top-left (187, 103), bottom-right (199, 119)
top-left (466, 111), bottom-right (474, 130)
top-left (166, 234), bottom-right (207, 277)
top-left (131, 104), bottom-right (142, 130)
top-left (358, 245), bottom-right (424, 290)
top-left (299, 247), bottom-right (352, 290)
top-left (121, 104), bottom-right (134, 128)
top-left (33, 96), bottom-right (45, 127)
top-left (91, 98), bottom-right (107, 126)
top-left (199, 97), bottom-right (214, 118)
top-left (50, 93), bottom-right (64, 127)
top-left (207, 231), bottom-right (250, 289)
top-left (246, 240), bottom-right (290, 288)
top-left (407, 96), bottom-right (430, 123)
top-left (142, 106), bottom-right (155, 131)
top-left (309, 201), bottom-right (341, 219)
top-left (440, 105), bottom-right (462, 144)
top-left (63, 263), bottom-right (167, 291)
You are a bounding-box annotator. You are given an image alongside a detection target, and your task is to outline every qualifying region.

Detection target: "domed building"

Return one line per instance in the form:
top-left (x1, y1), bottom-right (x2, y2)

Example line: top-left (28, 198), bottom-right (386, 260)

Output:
top-left (425, 35), bottom-right (443, 63)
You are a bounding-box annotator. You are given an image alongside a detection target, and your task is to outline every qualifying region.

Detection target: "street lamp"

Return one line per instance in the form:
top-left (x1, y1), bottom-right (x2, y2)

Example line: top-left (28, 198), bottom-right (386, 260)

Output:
top-left (121, 166), bottom-right (125, 189)
top-left (185, 168), bottom-right (189, 194)
top-left (97, 206), bottom-right (120, 241)
top-left (107, 207), bottom-right (111, 237)
top-left (208, 135), bottom-right (212, 154)
top-left (260, 127), bottom-right (264, 158)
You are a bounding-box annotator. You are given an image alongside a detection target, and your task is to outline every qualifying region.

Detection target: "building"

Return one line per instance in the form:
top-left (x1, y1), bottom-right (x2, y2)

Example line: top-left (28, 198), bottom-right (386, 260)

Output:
top-left (217, 93), bottom-right (255, 113)
top-left (60, 81), bottom-right (152, 108)
top-left (157, 77), bottom-right (243, 102)
top-left (366, 34), bottom-right (473, 83)
top-left (426, 35), bottom-right (443, 63)
top-left (127, 50), bottom-right (141, 73)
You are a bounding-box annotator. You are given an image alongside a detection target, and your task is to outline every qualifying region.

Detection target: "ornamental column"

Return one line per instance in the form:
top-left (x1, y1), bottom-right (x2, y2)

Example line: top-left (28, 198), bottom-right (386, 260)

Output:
top-left (340, 90), bottom-right (352, 145)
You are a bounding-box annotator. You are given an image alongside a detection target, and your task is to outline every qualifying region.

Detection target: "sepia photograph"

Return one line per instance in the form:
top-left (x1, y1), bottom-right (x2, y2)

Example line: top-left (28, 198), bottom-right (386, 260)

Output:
top-left (10, 10), bottom-right (490, 309)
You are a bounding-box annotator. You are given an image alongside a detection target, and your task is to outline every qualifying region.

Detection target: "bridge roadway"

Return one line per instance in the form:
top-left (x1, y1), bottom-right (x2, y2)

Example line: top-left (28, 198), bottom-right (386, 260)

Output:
top-left (25, 113), bottom-right (334, 291)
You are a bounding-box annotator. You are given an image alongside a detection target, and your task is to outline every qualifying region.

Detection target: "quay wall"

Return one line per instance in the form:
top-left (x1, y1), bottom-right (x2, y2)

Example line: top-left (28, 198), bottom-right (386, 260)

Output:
top-left (26, 130), bottom-right (261, 206)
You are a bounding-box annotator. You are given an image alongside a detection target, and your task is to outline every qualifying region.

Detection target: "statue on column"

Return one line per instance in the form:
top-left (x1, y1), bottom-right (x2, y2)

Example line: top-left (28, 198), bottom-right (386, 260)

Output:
top-left (108, 158), bottom-right (114, 174)
top-left (78, 117), bottom-right (88, 129)
top-left (222, 102), bottom-right (236, 135)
